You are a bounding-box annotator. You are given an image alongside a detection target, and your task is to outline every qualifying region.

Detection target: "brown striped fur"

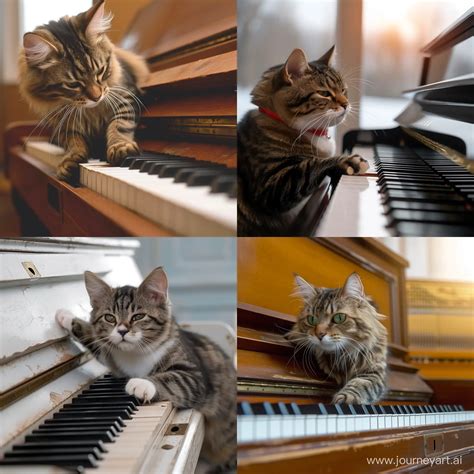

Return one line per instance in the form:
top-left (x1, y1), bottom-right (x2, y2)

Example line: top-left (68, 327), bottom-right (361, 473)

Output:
top-left (238, 47), bottom-right (368, 236)
top-left (18, 0), bottom-right (149, 182)
top-left (287, 273), bottom-right (387, 404)
top-left (61, 268), bottom-right (236, 472)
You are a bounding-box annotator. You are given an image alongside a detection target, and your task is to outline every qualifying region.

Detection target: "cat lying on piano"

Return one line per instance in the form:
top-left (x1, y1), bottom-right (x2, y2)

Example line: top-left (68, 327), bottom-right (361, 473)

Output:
top-left (56, 267), bottom-right (236, 473)
top-left (287, 272), bottom-right (387, 404)
top-left (18, 0), bottom-right (149, 183)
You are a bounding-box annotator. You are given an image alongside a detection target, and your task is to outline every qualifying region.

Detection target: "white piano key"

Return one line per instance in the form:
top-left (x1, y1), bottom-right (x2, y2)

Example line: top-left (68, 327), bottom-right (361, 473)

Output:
top-left (254, 417), bottom-right (268, 441)
top-left (336, 415), bottom-right (347, 433)
top-left (327, 415), bottom-right (337, 434)
top-left (269, 416), bottom-right (283, 440)
top-left (315, 175), bottom-right (391, 237)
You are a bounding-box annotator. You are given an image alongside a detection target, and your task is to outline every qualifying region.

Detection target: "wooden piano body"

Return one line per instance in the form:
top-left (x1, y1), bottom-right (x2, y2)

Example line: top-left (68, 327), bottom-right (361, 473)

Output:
top-left (0, 238), bottom-right (205, 473)
top-left (237, 238), bottom-right (474, 472)
top-left (4, 0), bottom-right (236, 237)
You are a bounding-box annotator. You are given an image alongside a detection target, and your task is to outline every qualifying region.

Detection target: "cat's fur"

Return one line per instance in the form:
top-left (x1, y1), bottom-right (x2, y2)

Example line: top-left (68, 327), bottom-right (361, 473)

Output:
top-left (286, 272), bottom-right (387, 404)
top-left (19, 0), bottom-right (149, 182)
top-left (56, 267), bottom-right (236, 472)
top-left (238, 47), bottom-right (368, 236)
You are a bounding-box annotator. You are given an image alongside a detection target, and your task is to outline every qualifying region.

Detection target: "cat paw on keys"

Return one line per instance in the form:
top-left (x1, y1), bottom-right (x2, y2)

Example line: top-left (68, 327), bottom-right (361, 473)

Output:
top-left (332, 392), bottom-right (363, 405)
top-left (57, 153), bottom-right (87, 182)
top-left (339, 154), bottom-right (369, 176)
top-left (107, 140), bottom-right (140, 166)
top-left (125, 378), bottom-right (156, 403)
top-left (55, 309), bottom-right (75, 332)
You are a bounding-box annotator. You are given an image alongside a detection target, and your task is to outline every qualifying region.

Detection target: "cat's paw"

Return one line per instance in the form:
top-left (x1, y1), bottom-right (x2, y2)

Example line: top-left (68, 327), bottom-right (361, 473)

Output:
top-left (57, 153), bottom-right (87, 183)
top-left (55, 309), bottom-right (74, 332)
top-left (107, 140), bottom-right (140, 166)
top-left (125, 378), bottom-right (156, 403)
top-left (332, 391), bottom-right (363, 405)
top-left (339, 154), bottom-right (369, 176)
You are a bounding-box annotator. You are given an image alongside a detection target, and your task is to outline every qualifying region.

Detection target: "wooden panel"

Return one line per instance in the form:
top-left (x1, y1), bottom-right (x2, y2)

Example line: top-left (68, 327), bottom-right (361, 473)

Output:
top-left (237, 237), bottom-right (409, 343)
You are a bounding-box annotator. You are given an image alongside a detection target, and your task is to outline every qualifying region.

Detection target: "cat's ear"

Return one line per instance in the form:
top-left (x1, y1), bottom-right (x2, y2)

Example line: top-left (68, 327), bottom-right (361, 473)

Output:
top-left (84, 0), bottom-right (112, 40)
top-left (342, 272), bottom-right (365, 299)
top-left (317, 45), bottom-right (336, 66)
top-left (84, 271), bottom-right (112, 308)
top-left (293, 273), bottom-right (318, 300)
top-left (23, 33), bottom-right (58, 66)
top-left (283, 48), bottom-right (310, 83)
top-left (138, 267), bottom-right (168, 306)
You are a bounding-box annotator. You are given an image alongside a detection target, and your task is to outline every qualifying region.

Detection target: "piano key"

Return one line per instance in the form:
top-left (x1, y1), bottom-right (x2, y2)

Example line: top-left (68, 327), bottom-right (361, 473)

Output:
top-left (388, 209), bottom-right (473, 226)
top-left (10, 441), bottom-right (107, 453)
top-left (24, 431), bottom-right (115, 443)
top-left (395, 221), bottom-right (473, 236)
top-left (0, 454), bottom-right (99, 468)
top-left (210, 175), bottom-right (237, 194)
top-left (5, 447), bottom-right (104, 459)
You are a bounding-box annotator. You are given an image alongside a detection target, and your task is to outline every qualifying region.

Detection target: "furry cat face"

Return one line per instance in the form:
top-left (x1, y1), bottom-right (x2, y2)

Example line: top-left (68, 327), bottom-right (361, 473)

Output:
top-left (84, 267), bottom-right (171, 352)
top-left (251, 46), bottom-right (349, 132)
top-left (20, 0), bottom-right (120, 109)
top-left (289, 273), bottom-right (384, 354)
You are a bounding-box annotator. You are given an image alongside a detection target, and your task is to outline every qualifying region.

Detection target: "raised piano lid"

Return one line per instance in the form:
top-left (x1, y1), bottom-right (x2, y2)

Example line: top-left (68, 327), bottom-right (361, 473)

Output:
top-left (395, 8), bottom-right (474, 165)
top-left (0, 238), bottom-right (142, 444)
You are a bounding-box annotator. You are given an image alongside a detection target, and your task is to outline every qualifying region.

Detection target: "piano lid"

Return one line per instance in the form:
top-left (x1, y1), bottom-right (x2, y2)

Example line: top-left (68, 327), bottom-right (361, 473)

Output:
top-left (395, 9), bottom-right (474, 164)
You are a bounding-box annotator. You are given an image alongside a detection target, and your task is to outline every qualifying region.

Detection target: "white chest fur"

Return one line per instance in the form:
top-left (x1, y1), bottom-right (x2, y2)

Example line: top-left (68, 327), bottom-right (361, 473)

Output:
top-left (303, 132), bottom-right (336, 157)
top-left (111, 339), bottom-right (175, 378)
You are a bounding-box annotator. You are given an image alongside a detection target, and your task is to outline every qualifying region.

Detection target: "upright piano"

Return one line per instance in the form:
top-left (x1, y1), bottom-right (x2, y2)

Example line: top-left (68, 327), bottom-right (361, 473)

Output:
top-left (4, 0), bottom-right (237, 237)
top-left (0, 238), bottom-right (205, 472)
top-left (295, 9), bottom-right (474, 237)
top-left (236, 238), bottom-right (474, 472)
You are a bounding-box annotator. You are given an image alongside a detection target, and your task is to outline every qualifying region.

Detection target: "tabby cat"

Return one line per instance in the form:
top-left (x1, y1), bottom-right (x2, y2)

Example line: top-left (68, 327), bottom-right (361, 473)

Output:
top-left (19, 0), bottom-right (149, 182)
top-left (287, 272), bottom-right (387, 404)
top-left (238, 46), bottom-right (368, 236)
top-left (56, 267), bottom-right (236, 472)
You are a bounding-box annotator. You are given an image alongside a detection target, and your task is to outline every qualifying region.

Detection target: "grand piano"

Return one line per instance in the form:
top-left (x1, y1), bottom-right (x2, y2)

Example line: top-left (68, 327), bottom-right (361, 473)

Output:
top-left (283, 9), bottom-right (474, 237)
top-left (236, 238), bottom-right (474, 472)
top-left (4, 0), bottom-right (237, 237)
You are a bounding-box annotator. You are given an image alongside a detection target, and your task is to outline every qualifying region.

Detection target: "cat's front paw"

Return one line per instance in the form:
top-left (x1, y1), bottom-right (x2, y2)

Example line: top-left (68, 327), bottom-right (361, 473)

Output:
top-left (125, 378), bottom-right (156, 403)
top-left (339, 154), bottom-right (369, 176)
top-left (55, 309), bottom-right (74, 332)
top-left (332, 391), bottom-right (363, 405)
top-left (57, 153), bottom-right (87, 183)
top-left (107, 140), bottom-right (139, 166)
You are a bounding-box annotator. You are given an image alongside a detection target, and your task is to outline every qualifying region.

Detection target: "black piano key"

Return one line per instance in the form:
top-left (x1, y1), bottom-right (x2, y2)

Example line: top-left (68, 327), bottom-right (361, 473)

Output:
top-left (43, 419), bottom-right (124, 432)
top-left (48, 416), bottom-right (126, 427)
top-left (186, 170), bottom-right (223, 186)
top-left (148, 160), bottom-right (196, 175)
top-left (247, 403), bottom-right (267, 415)
top-left (5, 447), bottom-right (103, 459)
top-left (25, 431), bottom-right (115, 443)
top-left (262, 402), bottom-right (275, 415)
top-left (394, 221), bottom-right (473, 236)
top-left (210, 175), bottom-right (237, 194)
top-left (334, 404), bottom-right (345, 415)
top-left (0, 454), bottom-right (98, 468)
top-left (290, 402), bottom-right (302, 415)
top-left (383, 189), bottom-right (464, 203)
top-left (159, 163), bottom-right (210, 178)
top-left (54, 410), bottom-right (131, 419)
top-left (34, 426), bottom-right (119, 437)
top-left (388, 209), bottom-right (473, 226)
top-left (352, 405), bottom-right (369, 415)
top-left (11, 440), bottom-right (107, 453)
top-left (70, 394), bottom-right (138, 402)
top-left (239, 401), bottom-right (253, 416)
top-left (274, 402), bottom-right (290, 415)
top-left (385, 200), bottom-right (469, 213)
top-left (174, 165), bottom-right (223, 183)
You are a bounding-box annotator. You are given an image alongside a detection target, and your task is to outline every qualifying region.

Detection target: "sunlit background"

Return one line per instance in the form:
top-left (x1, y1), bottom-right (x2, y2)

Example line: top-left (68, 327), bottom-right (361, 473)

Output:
top-left (238, 0), bottom-right (473, 128)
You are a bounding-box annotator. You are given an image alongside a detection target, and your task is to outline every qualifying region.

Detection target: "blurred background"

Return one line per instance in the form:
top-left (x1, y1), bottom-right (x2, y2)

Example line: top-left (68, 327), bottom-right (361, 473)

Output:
top-left (135, 237), bottom-right (236, 326)
top-left (238, 0), bottom-right (472, 131)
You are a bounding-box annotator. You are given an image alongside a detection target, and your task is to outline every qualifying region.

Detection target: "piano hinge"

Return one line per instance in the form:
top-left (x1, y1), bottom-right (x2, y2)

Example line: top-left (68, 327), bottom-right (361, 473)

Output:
top-left (164, 423), bottom-right (189, 436)
top-left (424, 433), bottom-right (444, 457)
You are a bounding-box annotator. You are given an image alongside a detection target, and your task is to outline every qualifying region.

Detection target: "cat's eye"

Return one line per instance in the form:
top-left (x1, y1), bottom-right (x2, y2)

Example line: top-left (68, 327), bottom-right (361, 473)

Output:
top-left (104, 314), bottom-right (116, 323)
top-left (65, 81), bottom-right (82, 89)
top-left (317, 90), bottom-right (331, 97)
top-left (307, 314), bottom-right (319, 325)
top-left (332, 313), bottom-right (347, 324)
top-left (131, 313), bottom-right (146, 322)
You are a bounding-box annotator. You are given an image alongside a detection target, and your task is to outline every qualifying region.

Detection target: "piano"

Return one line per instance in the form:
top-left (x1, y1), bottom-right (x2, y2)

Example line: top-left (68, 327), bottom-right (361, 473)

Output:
top-left (4, 0), bottom-right (237, 237)
top-left (293, 9), bottom-right (474, 237)
top-left (236, 237), bottom-right (474, 472)
top-left (0, 238), bottom-right (205, 473)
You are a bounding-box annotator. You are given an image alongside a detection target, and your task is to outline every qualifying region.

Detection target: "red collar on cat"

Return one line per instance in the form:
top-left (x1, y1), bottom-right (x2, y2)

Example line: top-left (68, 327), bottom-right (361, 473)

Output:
top-left (258, 107), bottom-right (329, 138)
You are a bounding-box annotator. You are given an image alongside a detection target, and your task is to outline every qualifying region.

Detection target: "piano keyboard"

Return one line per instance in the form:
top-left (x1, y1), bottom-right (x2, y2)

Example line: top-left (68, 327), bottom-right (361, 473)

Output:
top-left (0, 375), bottom-right (203, 473)
top-left (24, 141), bottom-right (236, 236)
top-left (317, 144), bottom-right (474, 237)
top-left (237, 401), bottom-right (474, 443)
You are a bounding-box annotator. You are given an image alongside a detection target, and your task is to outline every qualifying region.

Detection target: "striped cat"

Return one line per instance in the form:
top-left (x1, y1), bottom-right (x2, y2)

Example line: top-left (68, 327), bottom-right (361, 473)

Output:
top-left (56, 267), bottom-right (236, 472)
top-left (238, 47), bottom-right (368, 236)
top-left (287, 272), bottom-right (387, 404)
top-left (18, 0), bottom-right (149, 182)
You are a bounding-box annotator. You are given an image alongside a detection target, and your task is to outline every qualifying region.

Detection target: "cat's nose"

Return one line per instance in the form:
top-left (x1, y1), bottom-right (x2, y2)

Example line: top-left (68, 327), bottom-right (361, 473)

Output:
top-left (86, 85), bottom-right (102, 102)
top-left (118, 329), bottom-right (129, 337)
top-left (317, 332), bottom-right (326, 341)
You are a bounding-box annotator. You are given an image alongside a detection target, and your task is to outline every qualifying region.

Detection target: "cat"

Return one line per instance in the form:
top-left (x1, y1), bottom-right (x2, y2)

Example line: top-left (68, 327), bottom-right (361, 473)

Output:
top-left (238, 46), bottom-right (369, 236)
top-left (286, 272), bottom-right (387, 404)
top-left (55, 267), bottom-right (236, 472)
top-left (18, 0), bottom-right (149, 183)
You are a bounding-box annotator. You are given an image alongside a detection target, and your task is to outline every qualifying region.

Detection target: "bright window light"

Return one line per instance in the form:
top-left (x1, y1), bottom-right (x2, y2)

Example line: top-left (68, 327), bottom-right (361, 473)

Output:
top-left (21, 0), bottom-right (92, 34)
